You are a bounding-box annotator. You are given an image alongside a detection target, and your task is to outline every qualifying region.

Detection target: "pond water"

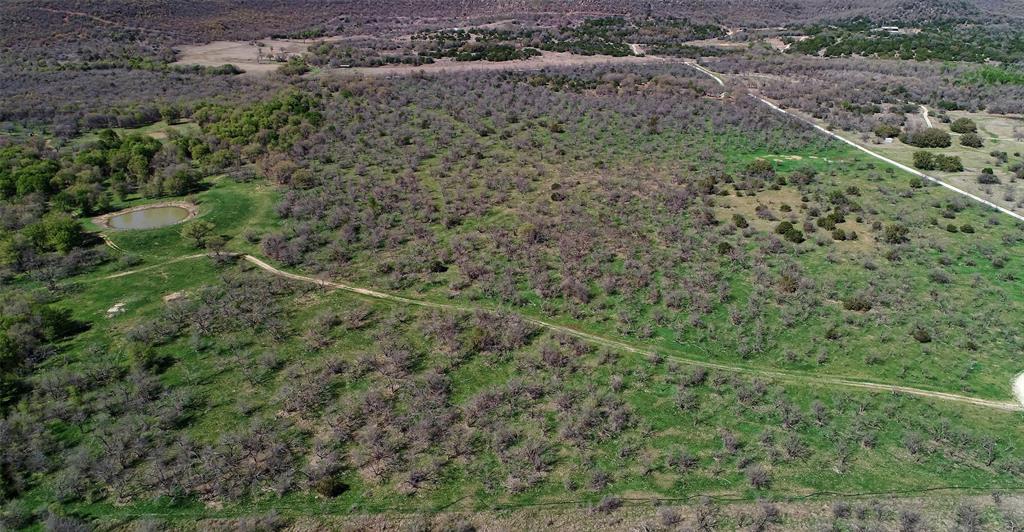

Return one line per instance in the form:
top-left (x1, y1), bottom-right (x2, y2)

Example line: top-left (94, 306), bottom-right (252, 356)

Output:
top-left (108, 206), bottom-right (190, 230)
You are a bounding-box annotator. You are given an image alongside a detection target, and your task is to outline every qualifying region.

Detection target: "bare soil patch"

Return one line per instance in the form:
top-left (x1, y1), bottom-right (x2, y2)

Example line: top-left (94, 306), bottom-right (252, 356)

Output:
top-left (173, 37), bottom-right (343, 74)
top-left (175, 39), bottom-right (672, 77)
top-left (683, 37), bottom-right (747, 49)
top-left (325, 51), bottom-right (673, 78)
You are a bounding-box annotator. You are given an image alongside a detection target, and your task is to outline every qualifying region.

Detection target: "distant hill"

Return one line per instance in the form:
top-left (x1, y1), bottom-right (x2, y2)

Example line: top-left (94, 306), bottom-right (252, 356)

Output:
top-left (1, 0), bottom-right (1020, 46)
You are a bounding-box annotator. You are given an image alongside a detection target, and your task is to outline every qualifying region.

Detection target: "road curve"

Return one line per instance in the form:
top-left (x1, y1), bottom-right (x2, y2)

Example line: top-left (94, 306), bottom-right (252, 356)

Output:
top-left (241, 255), bottom-right (1022, 412)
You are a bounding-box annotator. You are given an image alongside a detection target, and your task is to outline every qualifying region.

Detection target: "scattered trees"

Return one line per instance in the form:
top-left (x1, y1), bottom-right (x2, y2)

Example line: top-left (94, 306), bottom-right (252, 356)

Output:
top-left (901, 128), bottom-right (952, 148)
top-left (181, 220), bottom-right (215, 248)
top-left (883, 224), bottom-right (910, 244)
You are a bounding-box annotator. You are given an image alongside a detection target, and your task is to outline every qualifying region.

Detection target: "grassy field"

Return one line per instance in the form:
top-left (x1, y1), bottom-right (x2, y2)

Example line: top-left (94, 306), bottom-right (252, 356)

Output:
top-left (70, 120), bottom-right (201, 147)
top-left (840, 111), bottom-right (1024, 215)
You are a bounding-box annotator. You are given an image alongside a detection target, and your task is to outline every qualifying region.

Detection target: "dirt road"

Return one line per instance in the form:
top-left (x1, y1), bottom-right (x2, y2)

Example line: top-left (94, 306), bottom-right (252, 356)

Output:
top-left (240, 255), bottom-right (1022, 412)
top-left (751, 93), bottom-right (1024, 223)
top-left (920, 105), bottom-right (933, 128)
top-left (88, 245), bottom-right (1019, 411)
top-left (684, 60), bottom-right (727, 98)
top-left (683, 62), bottom-right (1024, 223)
top-left (173, 37), bottom-right (677, 77)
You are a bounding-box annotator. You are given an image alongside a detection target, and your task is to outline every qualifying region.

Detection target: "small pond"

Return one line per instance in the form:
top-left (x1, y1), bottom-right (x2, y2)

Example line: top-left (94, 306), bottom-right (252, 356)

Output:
top-left (107, 206), bottom-right (190, 230)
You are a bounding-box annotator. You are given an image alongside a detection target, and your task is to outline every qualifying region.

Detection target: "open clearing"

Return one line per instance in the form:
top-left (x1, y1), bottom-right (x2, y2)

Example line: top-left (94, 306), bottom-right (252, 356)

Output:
top-left (173, 38), bottom-right (674, 76)
top-left (173, 37), bottom-right (344, 74)
top-left (328, 51), bottom-right (671, 77)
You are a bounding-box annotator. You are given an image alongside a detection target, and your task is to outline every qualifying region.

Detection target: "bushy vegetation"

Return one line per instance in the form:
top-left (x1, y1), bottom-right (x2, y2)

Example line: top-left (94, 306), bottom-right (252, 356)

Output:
top-left (789, 19), bottom-right (1024, 63)
top-left (4, 1), bottom-right (1024, 528)
top-left (960, 132), bottom-right (984, 148)
top-left (900, 128), bottom-right (951, 148)
top-left (950, 117), bottom-right (978, 134)
top-left (706, 54), bottom-right (1024, 130)
top-left (169, 65), bottom-right (1024, 400)
top-left (913, 151), bottom-right (964, 172)
top-left (963, 65), bottom-right (1024, 86)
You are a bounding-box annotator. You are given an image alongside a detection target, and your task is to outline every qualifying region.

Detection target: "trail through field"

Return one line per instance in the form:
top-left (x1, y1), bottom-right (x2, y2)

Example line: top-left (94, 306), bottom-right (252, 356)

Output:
top-left (920, 105), bottom-right (933, 128)
top-left (683, 62), bottom-right (1024, 223)
top-left (99, 254), bottom-right (209, 281)
top-left (99, 233), bottom-right (126, 253)
top-left (238, 255), bottom-right (1022, 412)
top-left (89, 247), bottom-right (1020, 410)
top-left (917, 106), bottom-right (1018, 141)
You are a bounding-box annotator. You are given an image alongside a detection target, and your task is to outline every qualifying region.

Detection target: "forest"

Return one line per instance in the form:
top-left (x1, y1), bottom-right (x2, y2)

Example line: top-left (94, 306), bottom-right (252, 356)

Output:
top-left (3, 0), bottom-right (1024, 530)
top-left (788, 19), bottom-right (1024, 63)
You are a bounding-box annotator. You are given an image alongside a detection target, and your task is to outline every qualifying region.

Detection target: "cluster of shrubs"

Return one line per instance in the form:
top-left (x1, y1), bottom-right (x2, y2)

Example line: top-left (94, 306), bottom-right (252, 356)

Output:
top-left (977, 168), bottom-right (1001, 184)
top-left (774, 221), bottom-right (805, 244)
top-left (913, 151), bottom-right (963, 172)
top-left (901, 128), bottom-right (951, 148)
top-left (873, 123), bottom-right (901, 139)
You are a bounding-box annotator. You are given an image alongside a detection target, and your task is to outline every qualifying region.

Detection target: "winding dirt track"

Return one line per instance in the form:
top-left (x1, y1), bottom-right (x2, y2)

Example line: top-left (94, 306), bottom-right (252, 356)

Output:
top-left (239, 255), bottom-right (1022, 412)
top-left (89, 244), bottom-right (1019, 411)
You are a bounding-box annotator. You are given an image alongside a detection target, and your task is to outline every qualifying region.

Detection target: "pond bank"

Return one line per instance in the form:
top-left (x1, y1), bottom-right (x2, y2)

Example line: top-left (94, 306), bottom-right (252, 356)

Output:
top-left (92, 201), bottom-right (199, 230)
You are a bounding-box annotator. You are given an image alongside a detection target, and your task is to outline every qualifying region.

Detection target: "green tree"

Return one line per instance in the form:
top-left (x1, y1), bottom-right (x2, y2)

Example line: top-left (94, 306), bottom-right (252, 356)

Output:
top-left (959, 132), bottom-right (984, 148)
top-left (13, 160), bottom-right (59, 197)
top-left (127, 153), bottom-right (150, 181)
top-left (41, 213), bottom-right (84, 253)
top-left (160, 105), bottom-right (182, 123)
top-left (745, 159), bottom-right (775, 179)
top-left (900, 128), bottom-right (951, 148)
top-left (912, 151), bottom-right (935, 170)
top-left (181, 220), bottom-right (215, 248)
top-left (950, 118), bottom-right (977, 134)
top-left (873, 123), bottom-right (901, 138)
top-left (934, 154), bottom-right (964, 172)
top-left (883, 223), bottom-right (909, 244)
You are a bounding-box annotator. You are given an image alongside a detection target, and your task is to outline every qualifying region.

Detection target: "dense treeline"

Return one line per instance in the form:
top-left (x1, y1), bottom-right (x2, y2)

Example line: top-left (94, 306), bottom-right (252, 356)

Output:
top-left (704, 54), bottom-right (1024, 126)
top-left (789, 19), bottom-right (1024, 63)
top-left (3, 0), bottom-right (1015, 48)
top-left (0, 124), bottom-right (214, 273)
top-left (0, 68), bottom-right (282, 134)
top-left (306, 17), bottom-right (725, 68)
